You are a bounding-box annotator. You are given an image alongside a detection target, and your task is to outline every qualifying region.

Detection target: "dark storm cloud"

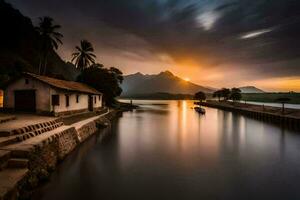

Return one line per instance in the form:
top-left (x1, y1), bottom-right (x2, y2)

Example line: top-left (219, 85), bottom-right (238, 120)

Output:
top-left (7, 0), bottom-right (300, 78)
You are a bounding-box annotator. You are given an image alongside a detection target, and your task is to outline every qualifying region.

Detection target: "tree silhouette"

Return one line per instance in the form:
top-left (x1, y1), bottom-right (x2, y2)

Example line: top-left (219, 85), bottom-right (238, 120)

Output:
top-left (36, 16), bottom-right (63, 75)
top-left (213, 90), bottom-right (221, 101)
top-left (71, 40), bottom-right (96, 71)
top-left (230, 88), bottom-right (242, 102)
top-left (194, 91), bottom-right (206, 102)
top-left (77, 63), bottom-right (123, 106)
top-left (220, 88), bottom-right (231, 100)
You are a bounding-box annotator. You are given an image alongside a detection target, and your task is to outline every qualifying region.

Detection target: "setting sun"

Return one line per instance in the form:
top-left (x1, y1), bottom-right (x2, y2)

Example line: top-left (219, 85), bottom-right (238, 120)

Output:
top-left (184, 78), bottom-right (190, 82)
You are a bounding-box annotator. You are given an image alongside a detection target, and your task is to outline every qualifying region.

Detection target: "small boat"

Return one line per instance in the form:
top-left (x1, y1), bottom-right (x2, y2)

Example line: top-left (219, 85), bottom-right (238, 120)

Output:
top-left (194, 107), bottom-right (206, 114)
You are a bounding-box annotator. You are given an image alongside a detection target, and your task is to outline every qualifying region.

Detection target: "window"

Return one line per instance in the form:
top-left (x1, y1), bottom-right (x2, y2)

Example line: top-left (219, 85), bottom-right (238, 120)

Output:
top-left (76, 95), bottom-right (79, 103)
top-left (94, 96), bottom-right (97, 103)
top-left (51, 95), bottom-right (60, 106)
top-left (25, 79), bottom-right (29, 84)
top-left (65, 95), bottom-right (70, 107)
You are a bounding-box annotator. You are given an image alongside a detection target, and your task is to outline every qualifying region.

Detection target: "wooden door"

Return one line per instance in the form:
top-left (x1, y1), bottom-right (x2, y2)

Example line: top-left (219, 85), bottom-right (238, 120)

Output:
top-left (14, 90), bottom-right (36, 112)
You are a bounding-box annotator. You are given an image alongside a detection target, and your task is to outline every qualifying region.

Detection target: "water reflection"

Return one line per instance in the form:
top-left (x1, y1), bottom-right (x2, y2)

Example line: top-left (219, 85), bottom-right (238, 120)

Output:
top-left (36, 100), bottom-right (300, 200)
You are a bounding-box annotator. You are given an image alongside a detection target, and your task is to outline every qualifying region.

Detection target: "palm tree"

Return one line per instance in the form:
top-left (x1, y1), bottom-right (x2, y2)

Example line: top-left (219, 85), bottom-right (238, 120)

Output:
top-left (71, 40), bottom-right (96, 71)
top-left (36, 16), bottom-right (63, 75)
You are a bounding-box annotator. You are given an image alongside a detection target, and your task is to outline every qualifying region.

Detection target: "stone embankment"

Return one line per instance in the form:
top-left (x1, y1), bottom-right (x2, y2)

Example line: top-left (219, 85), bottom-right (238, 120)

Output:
top-left (198, 101), bottom-right (300, 131)
top-left (0, 109), bottom-right (119, 200)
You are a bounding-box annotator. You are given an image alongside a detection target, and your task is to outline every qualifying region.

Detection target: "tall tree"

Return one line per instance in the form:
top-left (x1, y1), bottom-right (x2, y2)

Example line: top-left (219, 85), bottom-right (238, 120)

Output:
top-left (36, 16), bottom-right (63, 75)
top-left (71, 40), bottom-right (96, 71)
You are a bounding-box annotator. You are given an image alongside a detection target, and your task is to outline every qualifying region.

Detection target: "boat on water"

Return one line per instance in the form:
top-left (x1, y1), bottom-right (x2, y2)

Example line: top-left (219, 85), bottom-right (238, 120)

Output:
top-left (194, 107), bottom-right (206, 114)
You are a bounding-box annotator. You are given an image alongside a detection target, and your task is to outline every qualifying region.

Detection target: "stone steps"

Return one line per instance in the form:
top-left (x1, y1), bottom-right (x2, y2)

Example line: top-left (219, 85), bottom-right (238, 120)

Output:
top-left (16, 122), bottom-right (64, 142)
top-left (0, 121), bottom-right (64, 148)
top-left (0, 115), bottom-right (16, 124)
top-left (0, 150), bottom-right (28, 172)
top-left (0, 150), bottom-right (10, 171)
top-left (0, 148), bottom-right (29, 199)
top-left (0, 136), bottom-right (18, 148)
top-left (0, 118), bottom-right (62, 137)
top-left (0, 168), bottom-right (28, 200)
top-left (7, 158), bottom-right (28, 169)
top-left (3, 126), bottom-right (73, 152)
top-left (10, 149), bottom-right (31, 159)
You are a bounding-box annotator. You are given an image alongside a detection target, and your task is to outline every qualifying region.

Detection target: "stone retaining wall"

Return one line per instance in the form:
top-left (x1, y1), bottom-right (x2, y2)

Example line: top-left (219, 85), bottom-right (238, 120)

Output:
top-left (77, 121), bottom-right (97, 143)
top-left (16, 110), bottom-right (119, 199)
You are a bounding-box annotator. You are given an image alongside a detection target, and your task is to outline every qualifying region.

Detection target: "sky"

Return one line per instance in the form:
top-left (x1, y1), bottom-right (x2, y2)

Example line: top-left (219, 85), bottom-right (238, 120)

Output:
top-left (7, 0), bottom-right (300, 92)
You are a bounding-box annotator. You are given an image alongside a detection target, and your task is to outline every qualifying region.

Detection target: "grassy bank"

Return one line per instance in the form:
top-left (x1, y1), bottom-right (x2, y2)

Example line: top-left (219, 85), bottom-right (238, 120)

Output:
top-left (241, 93), bottom-right (300, 104)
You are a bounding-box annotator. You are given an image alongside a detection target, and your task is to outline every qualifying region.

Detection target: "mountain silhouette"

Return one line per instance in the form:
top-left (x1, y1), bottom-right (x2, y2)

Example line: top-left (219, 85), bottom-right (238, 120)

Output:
top-left (239, 86), bottom-right (265, 93)
top-left (121, 71), bottom-right (214, 96)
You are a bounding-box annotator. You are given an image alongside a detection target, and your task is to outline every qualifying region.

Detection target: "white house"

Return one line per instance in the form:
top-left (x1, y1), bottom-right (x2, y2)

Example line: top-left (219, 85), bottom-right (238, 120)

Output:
top-left (3, 72), bottom-right (103, 116)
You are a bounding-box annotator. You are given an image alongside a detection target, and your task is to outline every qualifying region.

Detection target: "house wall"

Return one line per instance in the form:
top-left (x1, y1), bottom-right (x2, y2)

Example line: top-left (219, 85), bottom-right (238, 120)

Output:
top-left (50, 89), bottom-right (103, 116)
top-left (4, 77), bottom-right (51, 113)
top-left (4, 76), bottom-right (103, 116)
top-left (93, 94), bottom-right (102, 110)
top-left (50, 89), bottom-right (88, 115)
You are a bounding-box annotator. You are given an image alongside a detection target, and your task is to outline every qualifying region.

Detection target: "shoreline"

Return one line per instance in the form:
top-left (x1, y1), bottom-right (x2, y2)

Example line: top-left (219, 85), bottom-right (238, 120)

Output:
top-left (199, 100), bottom-right (300, 131)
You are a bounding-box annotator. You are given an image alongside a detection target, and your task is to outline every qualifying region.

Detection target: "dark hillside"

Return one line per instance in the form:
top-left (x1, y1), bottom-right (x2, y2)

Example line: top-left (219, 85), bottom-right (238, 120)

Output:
top-left (0, 0), bottom-right (79, 86)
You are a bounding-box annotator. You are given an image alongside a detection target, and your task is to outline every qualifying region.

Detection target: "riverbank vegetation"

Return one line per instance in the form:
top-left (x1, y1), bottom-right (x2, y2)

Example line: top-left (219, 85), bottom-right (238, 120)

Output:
top-left (77, 64), bottom-right (123, 106)
top-left (213, 88), bottom-right (242, 102)
top-left (241, 93), bottom-right (300, 104)
top-left (194, 91), bottom-right (206, 102)
top-left (70, 40), bottom-right (124, 106)
top-left (211, 89), bottom-right (300, 105)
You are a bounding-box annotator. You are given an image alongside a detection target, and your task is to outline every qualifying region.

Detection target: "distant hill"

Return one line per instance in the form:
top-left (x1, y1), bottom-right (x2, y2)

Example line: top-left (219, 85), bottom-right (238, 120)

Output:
top-left (239, 86), bottom-right (265, 93)
top-left (121, 71), bottom-right (214, 97)
top-left (0, 0), bottom-right (79, 86)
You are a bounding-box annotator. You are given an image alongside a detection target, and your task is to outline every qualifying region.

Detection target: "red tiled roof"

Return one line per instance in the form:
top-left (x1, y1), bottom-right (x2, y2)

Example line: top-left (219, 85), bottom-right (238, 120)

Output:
top-left (24, 72), bottom-right (102, 95)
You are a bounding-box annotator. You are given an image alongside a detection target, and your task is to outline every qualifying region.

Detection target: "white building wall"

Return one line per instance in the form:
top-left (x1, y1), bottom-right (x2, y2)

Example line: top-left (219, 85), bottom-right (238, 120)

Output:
top-left (93, 94), bottom-right (102, 109)
top-left (4, 77), bottom-right (51, 112)
top-left (50, 88), bottom-right (90, 113)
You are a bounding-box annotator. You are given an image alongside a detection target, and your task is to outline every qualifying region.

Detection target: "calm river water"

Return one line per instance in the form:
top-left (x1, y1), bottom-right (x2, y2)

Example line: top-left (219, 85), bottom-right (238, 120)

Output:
top-left (35, 100), bottom-right (300, 200)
